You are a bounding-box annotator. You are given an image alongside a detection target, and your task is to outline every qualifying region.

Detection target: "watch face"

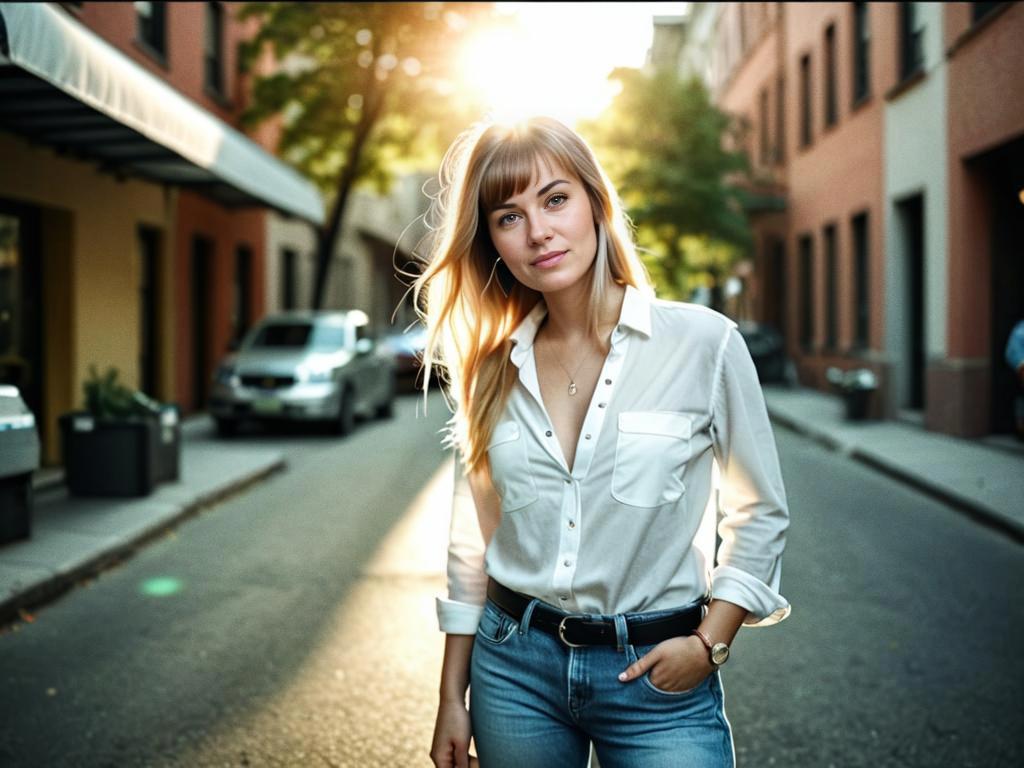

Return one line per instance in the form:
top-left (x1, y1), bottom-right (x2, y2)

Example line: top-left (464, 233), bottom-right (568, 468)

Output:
top-left (711, 643), bottom-right (730, 665)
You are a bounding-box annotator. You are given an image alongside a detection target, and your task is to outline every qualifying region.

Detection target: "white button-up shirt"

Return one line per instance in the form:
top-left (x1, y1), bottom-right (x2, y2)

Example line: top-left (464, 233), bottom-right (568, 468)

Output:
top-left (436, 285), bottom-right (791, 634)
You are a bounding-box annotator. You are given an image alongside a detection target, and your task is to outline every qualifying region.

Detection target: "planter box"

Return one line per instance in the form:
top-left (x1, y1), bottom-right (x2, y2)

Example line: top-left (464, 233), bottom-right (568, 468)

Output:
top-left (59, 413), bottom-right (158, 497)
top-left (0, 474), bottom-right (32, 545)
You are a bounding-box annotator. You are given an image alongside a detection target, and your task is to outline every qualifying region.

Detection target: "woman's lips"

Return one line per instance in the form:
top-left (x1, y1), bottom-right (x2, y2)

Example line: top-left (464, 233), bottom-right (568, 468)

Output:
top-left (532, 250), bottom-right (566, 269)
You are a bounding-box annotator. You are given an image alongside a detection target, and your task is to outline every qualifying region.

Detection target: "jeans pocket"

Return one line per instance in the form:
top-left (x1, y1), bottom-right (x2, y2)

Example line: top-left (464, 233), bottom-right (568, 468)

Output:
top-left (475, 601), bottom-right (518, 646)
top-left (627, 642), bottom-right (710, 698)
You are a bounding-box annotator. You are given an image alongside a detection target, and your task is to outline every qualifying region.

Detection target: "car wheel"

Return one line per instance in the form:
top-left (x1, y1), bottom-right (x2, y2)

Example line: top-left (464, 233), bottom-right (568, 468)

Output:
top-left (215, 417), bottom-right (237, 438)
top-left (375, 377), bottom-right (395, 419)
top-left (334, 387), bottom-right (356, 436)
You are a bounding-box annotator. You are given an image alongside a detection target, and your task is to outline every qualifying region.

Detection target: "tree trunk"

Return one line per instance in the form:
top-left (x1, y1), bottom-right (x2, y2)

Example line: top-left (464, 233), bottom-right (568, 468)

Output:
top-left (310, 94), bottom-right (385, 310)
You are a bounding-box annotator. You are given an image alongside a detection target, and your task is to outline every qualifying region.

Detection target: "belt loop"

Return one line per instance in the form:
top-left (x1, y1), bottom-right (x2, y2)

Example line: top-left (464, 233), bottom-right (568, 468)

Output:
top-left (519, 598), bottom-right (540, 635)
top-left (613, 613), bottom-right (629, 653)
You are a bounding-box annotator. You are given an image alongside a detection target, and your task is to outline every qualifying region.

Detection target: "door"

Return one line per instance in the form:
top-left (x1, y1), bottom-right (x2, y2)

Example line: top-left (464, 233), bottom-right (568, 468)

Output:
top-left (191, 235), bottom-right (213, 410)
top-left (138, 225), bottom-right (161, 399)
top-left (0, 200), bottom-right (43, 423)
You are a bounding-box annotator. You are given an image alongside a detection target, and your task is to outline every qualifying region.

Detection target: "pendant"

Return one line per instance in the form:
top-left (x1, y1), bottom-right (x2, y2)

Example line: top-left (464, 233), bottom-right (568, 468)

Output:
top-left (568, 381), bottom-right (578, 396)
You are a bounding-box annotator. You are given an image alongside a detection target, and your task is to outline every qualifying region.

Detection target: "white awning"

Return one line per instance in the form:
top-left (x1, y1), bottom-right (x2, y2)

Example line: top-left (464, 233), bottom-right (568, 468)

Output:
top-left (0, 2), bottom-right (323, 225)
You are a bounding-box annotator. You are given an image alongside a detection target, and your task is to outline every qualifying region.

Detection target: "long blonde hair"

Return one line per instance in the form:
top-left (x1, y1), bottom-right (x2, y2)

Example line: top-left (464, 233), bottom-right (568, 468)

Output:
top-left (413, 116), bottom-right (651, 471)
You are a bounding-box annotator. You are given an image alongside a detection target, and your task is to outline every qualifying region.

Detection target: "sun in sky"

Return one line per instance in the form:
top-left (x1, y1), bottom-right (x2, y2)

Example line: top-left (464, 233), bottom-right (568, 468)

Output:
top-left (458, 2), bottom-right (685, 127)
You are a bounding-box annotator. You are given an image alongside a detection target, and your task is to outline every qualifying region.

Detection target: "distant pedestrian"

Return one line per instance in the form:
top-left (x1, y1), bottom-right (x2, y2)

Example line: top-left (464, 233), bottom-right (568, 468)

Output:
top-left (1005, 319), bottom-right (1024, 440)
top-left (415, 116), bottom-right (790, 768)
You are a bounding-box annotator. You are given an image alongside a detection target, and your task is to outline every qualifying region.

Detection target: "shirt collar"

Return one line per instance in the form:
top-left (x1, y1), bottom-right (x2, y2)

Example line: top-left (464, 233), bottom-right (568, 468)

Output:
top-left (508, 284), bottom-right (652, 368)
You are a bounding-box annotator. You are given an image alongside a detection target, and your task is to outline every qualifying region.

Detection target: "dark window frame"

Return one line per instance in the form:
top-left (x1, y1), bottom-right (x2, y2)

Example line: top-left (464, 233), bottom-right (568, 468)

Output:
top-left (798, 234), bottom-right (815, 352)
top-left (134, 1), bottom-right (168, 66)
top-left (758, 86), bottom-right (770, 166)
top-left (824, 23), bottom-right (838, 128)
top-left (971, 2), bottom-right (1004, 24)
top-left (823, 223), bottom-right (838, 351)
top-left (775, 74), bottom-right (785, 164)
top-left (899, 2), bottom-right (925, 82)
top-left (203, 2), bottom-right (226, 99)
top-left (852, 1), bottom-right (871, 107)
top-left (851, 212), bottom-right (870, 351)
top-left (800, 53), bottom-right (812, 148)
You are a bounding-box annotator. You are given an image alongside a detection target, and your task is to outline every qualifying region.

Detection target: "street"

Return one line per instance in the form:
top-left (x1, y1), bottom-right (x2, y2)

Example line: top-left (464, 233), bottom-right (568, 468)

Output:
top-left (1, 394), bottom-right (1022, 767)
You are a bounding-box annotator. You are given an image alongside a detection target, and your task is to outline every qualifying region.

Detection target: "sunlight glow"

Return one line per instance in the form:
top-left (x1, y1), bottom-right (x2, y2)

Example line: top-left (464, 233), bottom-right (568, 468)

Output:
top-left (458, 2), bottom-right (679, 127)
top-left (140, 576), bottom-right (184, 597)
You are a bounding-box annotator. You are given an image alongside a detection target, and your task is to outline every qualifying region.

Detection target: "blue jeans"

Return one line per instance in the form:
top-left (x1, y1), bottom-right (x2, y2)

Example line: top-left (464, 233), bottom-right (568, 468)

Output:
top-left (470, 597), bottom-right (735, 768)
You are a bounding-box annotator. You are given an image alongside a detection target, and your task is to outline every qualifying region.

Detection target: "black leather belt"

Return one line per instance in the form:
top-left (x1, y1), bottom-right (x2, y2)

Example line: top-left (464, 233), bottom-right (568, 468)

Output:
top-left (486, 579), bottom-right (704, 648)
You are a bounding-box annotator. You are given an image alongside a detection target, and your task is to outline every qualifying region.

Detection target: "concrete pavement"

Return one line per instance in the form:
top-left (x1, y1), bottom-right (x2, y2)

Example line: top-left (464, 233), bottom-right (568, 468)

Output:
top-left (763, 385), bottom-right (1024, 543)
top-left (0, 416), bottom-right (285, 625)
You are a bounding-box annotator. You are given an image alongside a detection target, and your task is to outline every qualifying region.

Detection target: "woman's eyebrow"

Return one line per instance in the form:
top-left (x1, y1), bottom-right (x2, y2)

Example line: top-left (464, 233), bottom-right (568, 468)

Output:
top-left (492, 179), bottom-right (570, 211)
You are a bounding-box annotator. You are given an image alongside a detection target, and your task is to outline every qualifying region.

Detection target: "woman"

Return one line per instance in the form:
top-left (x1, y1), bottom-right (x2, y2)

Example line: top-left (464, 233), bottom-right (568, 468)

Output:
top-left (416, 116), bottom-right (790, 768)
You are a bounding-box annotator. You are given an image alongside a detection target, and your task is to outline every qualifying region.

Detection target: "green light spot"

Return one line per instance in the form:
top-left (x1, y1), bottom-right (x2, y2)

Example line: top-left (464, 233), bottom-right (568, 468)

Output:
top-left (140, 577), bottom-right (183, 597)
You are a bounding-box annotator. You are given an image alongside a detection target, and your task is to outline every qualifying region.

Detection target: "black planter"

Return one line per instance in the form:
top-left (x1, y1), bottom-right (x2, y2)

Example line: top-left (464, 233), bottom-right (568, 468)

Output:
top-left (153, 404), bottom-right (181, 484)
top-left (843, 388), bottom-right (873, 421)
top-left (0, 474), bottom-right (32, 545)
top-left (59, 413), bottom-right (159, 497)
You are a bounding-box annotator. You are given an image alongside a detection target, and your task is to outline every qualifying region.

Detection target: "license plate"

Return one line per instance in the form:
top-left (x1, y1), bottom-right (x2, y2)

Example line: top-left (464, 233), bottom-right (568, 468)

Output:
top-left (252, 397), bottom-right (283, 414)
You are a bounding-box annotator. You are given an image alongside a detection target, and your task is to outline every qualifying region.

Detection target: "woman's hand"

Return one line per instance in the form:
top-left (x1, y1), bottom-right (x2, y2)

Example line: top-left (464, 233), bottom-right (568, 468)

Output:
top-left (430, 698), bottom-right (476, 768)
top-left (617, 635), bottom-right (714, 693)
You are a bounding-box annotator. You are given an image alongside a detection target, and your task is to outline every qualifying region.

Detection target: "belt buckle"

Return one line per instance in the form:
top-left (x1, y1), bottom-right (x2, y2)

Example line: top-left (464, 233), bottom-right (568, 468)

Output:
top-left (557, 615), bottom-right (586, 648)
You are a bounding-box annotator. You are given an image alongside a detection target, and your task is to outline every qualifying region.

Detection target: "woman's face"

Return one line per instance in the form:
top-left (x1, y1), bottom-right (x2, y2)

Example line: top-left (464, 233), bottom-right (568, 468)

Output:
top-left (484, 158), bottom-right (598, 296)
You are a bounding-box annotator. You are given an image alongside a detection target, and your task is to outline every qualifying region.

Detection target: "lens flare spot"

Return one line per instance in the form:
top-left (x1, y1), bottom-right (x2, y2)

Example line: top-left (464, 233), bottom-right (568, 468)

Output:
top-left (140, 577), bottom-right (183, 597)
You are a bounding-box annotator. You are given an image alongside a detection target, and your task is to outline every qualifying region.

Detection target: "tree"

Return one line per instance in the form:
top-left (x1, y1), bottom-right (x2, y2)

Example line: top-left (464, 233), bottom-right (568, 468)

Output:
top-left (238, 2), bottom-right (493, 309)
top-left (580, 68), bottom-right (752, 306)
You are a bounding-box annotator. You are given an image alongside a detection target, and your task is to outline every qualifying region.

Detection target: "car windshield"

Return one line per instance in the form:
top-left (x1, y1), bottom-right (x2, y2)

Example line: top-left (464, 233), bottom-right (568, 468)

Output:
top-left (249, 323), bottom-right (313, 348)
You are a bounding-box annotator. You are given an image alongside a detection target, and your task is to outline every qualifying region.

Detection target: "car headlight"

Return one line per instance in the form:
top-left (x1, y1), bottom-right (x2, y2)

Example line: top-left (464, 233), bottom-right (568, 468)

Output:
top-left (298, 366), bottom-right (334, 383)
top-left (214, 364), bottom-right (239, 386)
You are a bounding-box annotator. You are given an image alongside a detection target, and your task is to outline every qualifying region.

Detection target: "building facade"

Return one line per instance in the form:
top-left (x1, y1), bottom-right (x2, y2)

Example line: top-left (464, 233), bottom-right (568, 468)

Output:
top-left (0, 2), bottom-right (323, 464)
top-left (675, 1), bottom-right (1024, 438)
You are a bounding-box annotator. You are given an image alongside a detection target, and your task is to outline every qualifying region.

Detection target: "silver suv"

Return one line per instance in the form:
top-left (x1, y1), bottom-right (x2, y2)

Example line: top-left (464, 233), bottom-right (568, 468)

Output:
top-left (208, 310), bottom-right (396, 437)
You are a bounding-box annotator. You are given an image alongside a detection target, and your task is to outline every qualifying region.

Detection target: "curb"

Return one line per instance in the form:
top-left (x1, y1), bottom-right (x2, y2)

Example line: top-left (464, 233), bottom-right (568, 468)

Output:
top-left (1, 455), bottom-right (287, 627)
top-left (767, 410), bottom-right (1024, 546)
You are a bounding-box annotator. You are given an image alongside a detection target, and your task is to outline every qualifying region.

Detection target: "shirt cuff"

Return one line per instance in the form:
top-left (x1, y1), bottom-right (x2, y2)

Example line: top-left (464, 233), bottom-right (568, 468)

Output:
top-left (710, 564), bottom-right (791, 627)
top-left (436, 596), bottom-right (485, 635)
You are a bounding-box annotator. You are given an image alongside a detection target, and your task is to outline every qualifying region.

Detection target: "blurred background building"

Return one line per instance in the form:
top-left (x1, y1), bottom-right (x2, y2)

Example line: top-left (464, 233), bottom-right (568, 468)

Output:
top-left (0, 2), bottom-right (427, 465)
top-left (665, 1), bottom-right (1024, 440)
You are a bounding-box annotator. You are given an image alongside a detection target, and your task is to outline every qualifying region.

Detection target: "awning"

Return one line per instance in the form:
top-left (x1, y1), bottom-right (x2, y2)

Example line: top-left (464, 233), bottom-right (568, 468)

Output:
top-left (0, 2), bottom-right (323, 225)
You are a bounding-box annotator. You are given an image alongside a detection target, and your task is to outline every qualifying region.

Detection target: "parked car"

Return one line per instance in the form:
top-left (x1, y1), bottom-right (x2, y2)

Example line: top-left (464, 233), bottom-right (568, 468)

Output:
top-left (209, 310), bottom-right (396, 437)
top-left (381, 325), bottom-right (427, 393)
top-left (735, 321), bottom-right (796, 386)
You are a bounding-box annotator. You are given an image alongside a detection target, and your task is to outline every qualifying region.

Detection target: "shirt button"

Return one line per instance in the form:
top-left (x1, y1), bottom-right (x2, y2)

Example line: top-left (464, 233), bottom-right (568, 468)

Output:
top-left (605, 378), bottom-right (612, 385)
top-left (564, 478), bottom-right (572, 485)
top-left (568, 520), bottom-right (575, 528)
top-left (559, 595), bottom-right (568, 601)
top-left (563, 559), bottom-right (571, 567)
top-left (545, 430), bottom-right (553, 437)
top-left (598, 402), bottom-right (606, 408)
top-left (584, 434), bottom-right (591, 440)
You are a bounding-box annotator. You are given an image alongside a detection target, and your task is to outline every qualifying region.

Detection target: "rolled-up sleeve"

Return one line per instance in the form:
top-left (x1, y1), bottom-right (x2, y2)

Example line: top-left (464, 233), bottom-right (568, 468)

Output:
top-left (435, 456), bottom-right (487, 634)
top-left (709, 324), bottom-right (791, 627)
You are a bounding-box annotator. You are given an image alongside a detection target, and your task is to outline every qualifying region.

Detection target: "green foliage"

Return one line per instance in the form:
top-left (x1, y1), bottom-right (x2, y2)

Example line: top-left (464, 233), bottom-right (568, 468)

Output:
top-left (237, 2), bottom-right (492, 203)
top-left (580, 69), bottom-right (753, 302)
top-left (83, 365), bottom-right (161, 422)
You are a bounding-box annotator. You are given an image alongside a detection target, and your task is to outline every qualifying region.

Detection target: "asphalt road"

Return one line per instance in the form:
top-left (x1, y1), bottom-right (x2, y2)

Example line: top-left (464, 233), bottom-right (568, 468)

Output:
top-left (0, 394), bottom-right (1021, 767)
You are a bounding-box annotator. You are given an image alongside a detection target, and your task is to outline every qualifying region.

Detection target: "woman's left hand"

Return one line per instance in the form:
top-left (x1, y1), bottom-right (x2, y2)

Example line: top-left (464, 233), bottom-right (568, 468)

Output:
top-left (617, 635), bottom-right (714, 693)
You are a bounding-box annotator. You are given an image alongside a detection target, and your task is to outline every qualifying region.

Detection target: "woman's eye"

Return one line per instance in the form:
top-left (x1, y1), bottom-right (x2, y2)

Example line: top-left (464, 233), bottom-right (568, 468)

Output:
top-left (547, 193), bottom-right (567, 207)
top-left (497, 213), bottom-right (519, 227)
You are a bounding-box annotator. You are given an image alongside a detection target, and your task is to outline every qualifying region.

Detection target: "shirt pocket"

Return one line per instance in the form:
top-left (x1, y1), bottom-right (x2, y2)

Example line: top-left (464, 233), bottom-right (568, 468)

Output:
top-left (487, 421), bottom-right (539, 512)
top-left (611, 411), bottom-right (692, 508)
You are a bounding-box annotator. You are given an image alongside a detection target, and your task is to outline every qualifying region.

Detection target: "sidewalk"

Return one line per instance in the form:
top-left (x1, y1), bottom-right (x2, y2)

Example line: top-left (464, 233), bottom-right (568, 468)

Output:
top-left (0, 416), bottom-right (286, 625)
top-left (763, 385), bottom-right (1024, 543)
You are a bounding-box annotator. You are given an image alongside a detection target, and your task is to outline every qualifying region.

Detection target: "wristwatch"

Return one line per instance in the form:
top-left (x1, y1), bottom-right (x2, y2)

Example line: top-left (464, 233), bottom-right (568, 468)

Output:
top-left (691, 628), bottom-right (730, 667)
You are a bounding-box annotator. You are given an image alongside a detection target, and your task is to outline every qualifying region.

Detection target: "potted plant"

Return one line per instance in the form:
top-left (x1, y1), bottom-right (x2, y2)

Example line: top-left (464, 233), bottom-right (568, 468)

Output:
top-left (59, 366), bottom-right (174, 497)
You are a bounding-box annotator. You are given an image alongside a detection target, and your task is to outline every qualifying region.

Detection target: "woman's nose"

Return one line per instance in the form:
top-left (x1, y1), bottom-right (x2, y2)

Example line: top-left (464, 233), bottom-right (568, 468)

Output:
top-left (528, 217), bottom-right (553, 246)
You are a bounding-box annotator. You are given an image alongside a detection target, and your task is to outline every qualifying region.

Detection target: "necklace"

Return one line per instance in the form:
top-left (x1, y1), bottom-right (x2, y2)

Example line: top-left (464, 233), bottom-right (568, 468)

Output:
top-left (541, 336), bottom-right (593, 396)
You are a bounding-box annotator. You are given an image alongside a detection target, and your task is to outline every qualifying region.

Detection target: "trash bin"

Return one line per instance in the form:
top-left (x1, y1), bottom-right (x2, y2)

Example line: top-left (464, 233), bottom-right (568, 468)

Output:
top-left (826, 367), bottom-right (878, 422)
top-left (153, 403), bottom-right (181, 484)
top-left (0, 385), bottom-right (40, 545)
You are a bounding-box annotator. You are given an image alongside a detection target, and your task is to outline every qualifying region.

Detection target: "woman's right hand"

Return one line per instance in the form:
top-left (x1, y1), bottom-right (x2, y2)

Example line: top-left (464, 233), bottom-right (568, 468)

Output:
top-left (430, 698), bottom-right (475, 768)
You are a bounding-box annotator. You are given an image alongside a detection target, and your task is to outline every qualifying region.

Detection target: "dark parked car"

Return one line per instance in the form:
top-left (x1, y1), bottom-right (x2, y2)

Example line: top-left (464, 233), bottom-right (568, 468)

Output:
top-left (736, 321), bottom-right (796, 386)
top-left (209, 310), bottom-right (396, 436)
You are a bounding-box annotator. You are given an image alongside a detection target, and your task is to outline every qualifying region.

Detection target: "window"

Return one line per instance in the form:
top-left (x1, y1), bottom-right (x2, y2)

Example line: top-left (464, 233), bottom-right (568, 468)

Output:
top-left (972, 2), bottom-right (1004, 23)
top-left (135, 1), bottom-right (167, 60)
top-left (204, 2), bottom-right (225, 96)
top-left (824, 224), bottom-right (838, 350)
top-left (799, 234), bottom-right (814, 351)
top-left (852, 212), bottom-right (870, 349)
top-left (824, 24), bottom-right (838, 127)
top-left (233, 245), bottom-right (252, 345)
top-left (759, 87), bottom-right (770, 165)
top-left (800, 53), bottom-right (812, 148)
top-left (852, 2), bottom-right (871, 104)
top-left (775, 75), bottom-right (785, 163)
top-left (281, 248), bottom-right (297, 310)
top-left (899, 2), bottom-right (925, 80)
